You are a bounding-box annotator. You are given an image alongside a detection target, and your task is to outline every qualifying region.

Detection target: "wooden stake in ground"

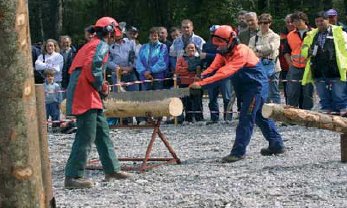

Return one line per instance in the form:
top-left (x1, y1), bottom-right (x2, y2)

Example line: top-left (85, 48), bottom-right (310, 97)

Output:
top-left (341, 134), bottom-right (347, 163)
top-left (0, 1), bottom-right (45, 207)
top-left (35, 85), bottom-right (55, 207)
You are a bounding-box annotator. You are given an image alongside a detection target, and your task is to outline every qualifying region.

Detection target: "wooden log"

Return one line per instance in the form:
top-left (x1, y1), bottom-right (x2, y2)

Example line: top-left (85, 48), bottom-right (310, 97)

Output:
top-left (104, 97), bottom-right (183, 117)
top-left (262, 103), bottom-right (347, 134)
top-left (341, 134), bottom-right (347, 162)
top-left (61, 97), bottom-right (183, 118)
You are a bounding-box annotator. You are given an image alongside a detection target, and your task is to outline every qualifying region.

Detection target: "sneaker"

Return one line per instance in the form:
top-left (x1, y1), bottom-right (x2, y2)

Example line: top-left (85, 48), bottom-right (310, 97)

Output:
top-left (104, 171), bottom-right (132, 182)
top-left (64, 177), bottom-right (94, 189)
top-left (221, 154), bottom-right (245, 163)
top-left (260, 147), bottom-right (286, 156)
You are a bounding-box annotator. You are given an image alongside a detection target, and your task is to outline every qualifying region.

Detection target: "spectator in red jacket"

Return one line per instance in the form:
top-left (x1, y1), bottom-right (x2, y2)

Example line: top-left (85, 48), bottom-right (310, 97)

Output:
top-left (176, 42), bottom-right (203, 122)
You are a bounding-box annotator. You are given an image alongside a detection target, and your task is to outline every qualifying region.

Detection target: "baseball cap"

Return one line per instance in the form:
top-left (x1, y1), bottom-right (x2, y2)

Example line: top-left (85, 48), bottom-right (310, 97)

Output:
top-left (128, 26), bottom-right (139, 33)
top-left (326, 9), bottom-right (338, 16)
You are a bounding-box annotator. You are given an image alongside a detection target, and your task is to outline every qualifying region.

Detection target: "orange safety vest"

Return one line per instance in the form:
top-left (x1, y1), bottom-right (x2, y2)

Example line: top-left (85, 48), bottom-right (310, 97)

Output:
top-left (287, 30), bottom-right (307, 68)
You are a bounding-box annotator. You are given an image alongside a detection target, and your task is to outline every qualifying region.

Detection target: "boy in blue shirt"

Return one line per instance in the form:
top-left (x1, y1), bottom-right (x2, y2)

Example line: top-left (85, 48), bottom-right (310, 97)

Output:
top-left (44, 69), bottom-right (62, 132)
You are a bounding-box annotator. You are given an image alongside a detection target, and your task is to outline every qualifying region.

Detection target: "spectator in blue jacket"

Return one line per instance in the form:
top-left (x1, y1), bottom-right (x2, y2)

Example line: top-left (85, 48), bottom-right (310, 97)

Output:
top-left (136, 27), bottom-right (169, 91)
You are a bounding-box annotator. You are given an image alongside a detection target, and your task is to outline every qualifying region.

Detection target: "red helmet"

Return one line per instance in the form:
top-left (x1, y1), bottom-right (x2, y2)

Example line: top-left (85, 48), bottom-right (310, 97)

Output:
top-left (95, 17), bottom-right (122, 36)
top-left (211, 25), bottom-right (235, 47)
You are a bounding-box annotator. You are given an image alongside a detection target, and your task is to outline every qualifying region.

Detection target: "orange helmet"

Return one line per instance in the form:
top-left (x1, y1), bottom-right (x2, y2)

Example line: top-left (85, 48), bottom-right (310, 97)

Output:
top-left (95, 17), bottom-right (122, 36)
top-left (211, 25), bottom-right (238, 54)
top-left (211, 25), bottom-right (235, 47)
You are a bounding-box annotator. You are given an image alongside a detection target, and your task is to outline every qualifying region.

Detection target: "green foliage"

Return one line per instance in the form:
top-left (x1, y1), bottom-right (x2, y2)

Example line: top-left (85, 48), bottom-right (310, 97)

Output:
top-left (28, 0), bottom-right (347, 44)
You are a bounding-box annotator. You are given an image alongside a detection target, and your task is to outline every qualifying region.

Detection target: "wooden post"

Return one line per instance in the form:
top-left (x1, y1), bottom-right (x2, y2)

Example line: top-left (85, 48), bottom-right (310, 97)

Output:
top-left (173, 74), bottom-right (178, 125)
top-left (117, 68), bottom-right (123, 125)
top-left (0, 0), bottom-right (45, 207)
top-left (341, 134), bottom-right (347, 162)
top-left (35, 85), bottom-right (55, 207)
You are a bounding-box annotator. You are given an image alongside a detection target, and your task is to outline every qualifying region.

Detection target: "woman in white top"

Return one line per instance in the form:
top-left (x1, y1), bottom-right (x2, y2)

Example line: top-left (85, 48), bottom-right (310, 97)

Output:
top-left (249, 13), bottom-right (281, 104)
top-left (35, 39), bottom-right (64, 83)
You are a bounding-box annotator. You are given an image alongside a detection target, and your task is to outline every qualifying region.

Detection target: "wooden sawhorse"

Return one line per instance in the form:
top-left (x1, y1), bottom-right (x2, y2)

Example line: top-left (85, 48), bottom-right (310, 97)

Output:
top-left (87, 118), bottom-right (181, 172)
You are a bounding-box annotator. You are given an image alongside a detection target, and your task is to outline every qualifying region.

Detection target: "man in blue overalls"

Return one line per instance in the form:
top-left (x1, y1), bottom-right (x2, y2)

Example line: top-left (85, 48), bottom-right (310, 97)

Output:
top-left (190, 25), bottom-right (285, 162)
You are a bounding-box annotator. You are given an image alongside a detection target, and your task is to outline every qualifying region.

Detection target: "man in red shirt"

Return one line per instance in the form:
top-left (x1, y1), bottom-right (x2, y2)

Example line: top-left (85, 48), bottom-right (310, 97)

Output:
top-left (65, 17), bottom-right (131, 189)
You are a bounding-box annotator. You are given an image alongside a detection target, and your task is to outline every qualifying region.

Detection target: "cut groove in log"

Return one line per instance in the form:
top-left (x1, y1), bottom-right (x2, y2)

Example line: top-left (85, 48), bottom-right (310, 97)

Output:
top-left (104, 98), bottom-right (183, 117)
top-left (262, 103), bottom-right (347, 134)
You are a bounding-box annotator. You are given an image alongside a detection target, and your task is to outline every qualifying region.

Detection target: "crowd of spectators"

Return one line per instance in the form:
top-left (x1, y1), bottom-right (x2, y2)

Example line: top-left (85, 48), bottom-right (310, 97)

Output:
top-left (32, 8), bottom-right (347, 131)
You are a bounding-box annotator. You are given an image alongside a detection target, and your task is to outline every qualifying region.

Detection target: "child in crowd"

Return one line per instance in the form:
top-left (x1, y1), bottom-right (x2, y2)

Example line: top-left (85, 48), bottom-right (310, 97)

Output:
top-left (44, 69), bottom-right (63, 132)
top-left (176, 42), bottom-right (204, 123)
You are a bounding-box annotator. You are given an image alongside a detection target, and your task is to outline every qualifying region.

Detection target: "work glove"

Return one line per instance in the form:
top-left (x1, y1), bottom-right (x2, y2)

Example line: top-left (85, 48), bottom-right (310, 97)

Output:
top-left (189, 82), bottom-right (201, 89)
top-left (100, 81), bottom-right (110, 97)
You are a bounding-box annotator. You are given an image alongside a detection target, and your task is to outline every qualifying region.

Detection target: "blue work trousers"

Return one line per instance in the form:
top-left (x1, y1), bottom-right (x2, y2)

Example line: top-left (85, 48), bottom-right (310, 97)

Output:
top-left (230, 90), bottom-right (284, 157)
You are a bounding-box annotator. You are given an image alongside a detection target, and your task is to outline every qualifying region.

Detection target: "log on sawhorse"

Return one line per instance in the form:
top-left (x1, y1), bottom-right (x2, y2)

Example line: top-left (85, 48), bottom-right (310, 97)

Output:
top-left (262, 103), bottom-right (347, 162)
top-left (86, 118), bottom-right (181, 172)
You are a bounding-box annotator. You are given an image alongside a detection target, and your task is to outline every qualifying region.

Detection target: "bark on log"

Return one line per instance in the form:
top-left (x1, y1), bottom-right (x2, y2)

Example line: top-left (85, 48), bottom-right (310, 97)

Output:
top-left (0, 0), bottom-right (45, 207)
top-left (61, 97), bottom-right (183, 118)
top-left (262, 103), bottom-right (347, 134)
top-left (104, 97), bottom-right (183, 117)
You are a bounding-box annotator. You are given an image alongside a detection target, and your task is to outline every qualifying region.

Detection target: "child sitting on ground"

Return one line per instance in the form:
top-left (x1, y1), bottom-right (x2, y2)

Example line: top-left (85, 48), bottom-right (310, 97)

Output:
top-left (44, 69), bottom-right (63, 132)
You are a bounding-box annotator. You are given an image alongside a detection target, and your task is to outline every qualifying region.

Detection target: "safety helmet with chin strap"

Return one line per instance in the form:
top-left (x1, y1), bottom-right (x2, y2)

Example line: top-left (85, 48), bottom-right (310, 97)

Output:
top-left (95, 17), bottom-right (122, 37)
top-left (210, 25), bottom-right (238, 54)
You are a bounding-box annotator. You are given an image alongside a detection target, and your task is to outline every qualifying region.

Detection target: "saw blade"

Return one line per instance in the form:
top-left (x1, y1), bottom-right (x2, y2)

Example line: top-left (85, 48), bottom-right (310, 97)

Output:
top-left (108, 88), bottom-right (191, 102)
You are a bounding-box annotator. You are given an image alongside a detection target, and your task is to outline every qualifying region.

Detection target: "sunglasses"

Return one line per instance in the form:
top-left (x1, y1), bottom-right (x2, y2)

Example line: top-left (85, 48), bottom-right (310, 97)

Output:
top-left (259, 21), bottom-right (271, 25)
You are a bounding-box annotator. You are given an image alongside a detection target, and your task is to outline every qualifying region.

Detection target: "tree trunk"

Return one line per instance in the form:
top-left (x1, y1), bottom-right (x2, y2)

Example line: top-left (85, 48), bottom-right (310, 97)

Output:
top-left (0, 0), bottom-right (45, 207)
top-left (322, 0), bottom-right (333, 10)
top-left (262, 104), bottom-right (347, 133)
top-left (273, 0), bottom-right (281, 15)
top-left (258, 0), bottom-right (267, 12)
top-left (48, 0), bottom-right (62, 40)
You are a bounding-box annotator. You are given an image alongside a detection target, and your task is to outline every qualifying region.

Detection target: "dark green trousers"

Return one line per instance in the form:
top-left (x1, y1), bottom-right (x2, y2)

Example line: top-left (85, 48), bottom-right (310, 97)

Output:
top-left (65, 109), bottom-right (120, 178)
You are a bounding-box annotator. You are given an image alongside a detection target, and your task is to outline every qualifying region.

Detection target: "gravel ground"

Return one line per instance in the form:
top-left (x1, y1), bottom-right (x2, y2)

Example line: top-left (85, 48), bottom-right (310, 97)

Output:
top-left (49, 99), bottom-right (347, 208)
